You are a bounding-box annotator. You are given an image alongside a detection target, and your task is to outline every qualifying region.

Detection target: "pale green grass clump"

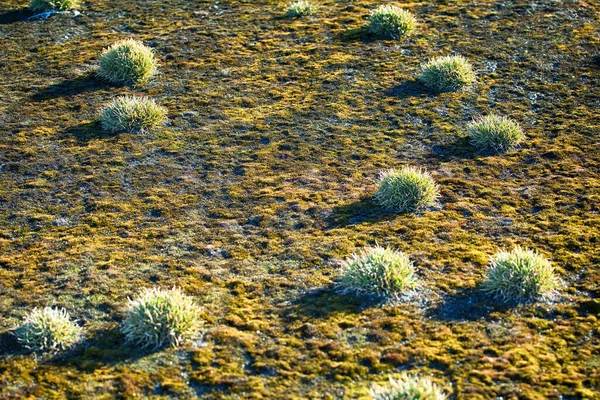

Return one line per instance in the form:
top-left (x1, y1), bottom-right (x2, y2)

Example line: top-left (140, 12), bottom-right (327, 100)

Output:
top-left (29, 0), bottom-right (79, 12)
top-left (97, 39), bottom-right (158, 85)
top-left (14, 307), bottom-right (82, 352)
top-left (339, 246), bottom-right (417, 299)
top-left (285, 1), bottom-right (316, 17)
top-left (468, 115), bottom-right (525, 154)
top-left (483, 246), bottom-right (560, 303)
top-left (371, 374), bottom-right (448, 400)
top-left (418, 55), bottom-right (475, 91)
top-left (100, 96), bottom-right (167, 133)
top-left (121, 287), bottom-right (203, 348)
top-left (367, 5), bottom-right (417, 39)
top-left (374, 167), bottom-right (439, 213)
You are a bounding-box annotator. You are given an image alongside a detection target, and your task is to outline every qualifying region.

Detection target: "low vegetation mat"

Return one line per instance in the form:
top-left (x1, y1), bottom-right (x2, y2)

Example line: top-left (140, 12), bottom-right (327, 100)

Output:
top-left (0, 0), bottom-right (598, 398)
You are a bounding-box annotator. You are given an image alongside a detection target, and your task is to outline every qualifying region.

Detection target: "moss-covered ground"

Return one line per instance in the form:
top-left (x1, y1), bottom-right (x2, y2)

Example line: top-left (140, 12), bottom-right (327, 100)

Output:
top-left (1, 0), bottom-right (599, 398)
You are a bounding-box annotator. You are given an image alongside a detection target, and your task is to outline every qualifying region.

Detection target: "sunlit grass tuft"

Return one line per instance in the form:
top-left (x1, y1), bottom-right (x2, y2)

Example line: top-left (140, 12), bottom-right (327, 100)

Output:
top-left (14, 307), bottom-right (82, 352)
top-left (371, 374), bottom-right (448, 400)
top-left (468, 115), bottom-right (525, 154)
top-left (97, 39), bottom-right (158, 85)
top-left (374, 167), bottom-right (439, 213)
top-left (338, 245), bottom-right (417, 300)
top-left (121, 287), bottom-right (203, 348)
top-left (367, 5), bottom-right (417, 39)
top-left (99, 96), bottom-right (167, 133)
top-left (285, 1), bottom-right (316, 17)
top-left (29, 0), bottom-right (79, 11)
top-left (418, 55), bottom-right (475, 91)
top-left (483, 246), bottom-right (560, 303)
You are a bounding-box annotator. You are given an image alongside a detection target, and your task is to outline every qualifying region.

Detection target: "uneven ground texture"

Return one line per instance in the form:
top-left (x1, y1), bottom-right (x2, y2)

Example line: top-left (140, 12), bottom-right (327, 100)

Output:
top-left (0, 0), bottom-right (599, 398)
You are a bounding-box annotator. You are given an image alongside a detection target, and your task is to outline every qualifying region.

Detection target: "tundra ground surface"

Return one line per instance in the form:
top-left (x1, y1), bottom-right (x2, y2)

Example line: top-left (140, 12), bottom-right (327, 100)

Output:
top-left (0, 0), bottom-right (599, 398)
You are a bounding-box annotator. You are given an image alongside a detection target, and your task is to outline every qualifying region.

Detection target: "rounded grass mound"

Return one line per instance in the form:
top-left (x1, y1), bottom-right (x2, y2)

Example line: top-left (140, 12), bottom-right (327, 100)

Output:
top-left (29, 0), bottom-right (79, 12)
top-left (371, 374), bottom-right (448, 400)
top-left (339, 246), bottom-right (417, 300)
top-left (374, 167), bottom-right (439, 214)
top-left (121, 287), bottom-right (203, 348)
top-left (97, 39), bottom-right (158, 85)
top-left (483, 246), bottom-right (560, 303)
top-left (14, 307), bottom-right (82, 352)
top-left (100, 96), bottom-right (167, 133)
top-left (285, 0), bottom-right (316, 18)
top-left (468, 115), bottom-right (524, 154)
top-left (418, 55), bottom-right (475, 92)
top-left (367, 5), bottom-right (417, 39)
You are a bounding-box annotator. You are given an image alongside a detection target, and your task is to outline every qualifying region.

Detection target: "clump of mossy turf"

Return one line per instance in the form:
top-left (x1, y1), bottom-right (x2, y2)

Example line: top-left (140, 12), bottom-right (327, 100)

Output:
top-left (367, 5), bottom-right (417, 39)
top-left (418, 55), bottom-right (475, 92)
top-left (483, 246), bottom-right (560, 303)
top-left (338, 246), bottom-right (417, 300)
top-left (99, 96), bottom-right (167, 133)
top-left (29, 0), bottom-right (79, 12)
top-left (121, 287), bottom-right (203, 348)
top-left (374, 167), bottom-right (439, 213)
top-left (285, 0), bottom-right (316, 17)
top-left (97, 39), bottom-right (158, 85)
top-left (468, 115), bottom-right (525, 154)
top-left (14, 307), bottom-right (82, 352)
top-left (371, 374), bottom-right (448, 400)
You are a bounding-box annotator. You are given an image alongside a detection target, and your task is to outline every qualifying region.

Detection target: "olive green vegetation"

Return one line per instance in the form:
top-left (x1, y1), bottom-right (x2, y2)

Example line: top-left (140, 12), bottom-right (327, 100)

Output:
top-left (14, 307), bottom-right (82, 352)
top-left (418, 55), bottom-right (475, 92)
top-left (121, 287), bottom-right (203, 348)
top-left (483, 246), bottom-right (560, 303)
top-left (97, 39), bottom-right (158, 85)
top-left (338, 246), bottom-right (416, 300)
top-left (468, 115), bottom-right (525, 154)
top-left (370, 373), bottom-right (448, 400)
top-left (0, 0), bottom-right (599, 398)
top-left (29, 0), bottom-right (79, 12)
top-left (100, 95), bottom-right (167, 133)
top-left (374, 167), bottom-right (439, 213)
top-left (367, 5), bottom-right (416, 40)
top-left (285, 0), bottom-right (316, 18)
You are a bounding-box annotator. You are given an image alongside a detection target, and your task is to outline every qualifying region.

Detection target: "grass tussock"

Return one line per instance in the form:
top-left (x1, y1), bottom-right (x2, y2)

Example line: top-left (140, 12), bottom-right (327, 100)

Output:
top-left (483, 246), bottom-right (560, 303)
top-left (29, 0), bottom-right (79, 12)
top-left (97, 39), bottom-right (158, 85)
top-left (418, 55), bottom-right (475, 91)
top-left (14, 307), bottom-right (82, 352)
top-left (285, 1), bottom-right (317, 18)
top-left (99, 96), bottom-right (167, 133)
top-left (338, 246), bottom-right (417, 300)
top-left (367, 5), bottom-right (417, 39)
top-left (374, 167), bottom-right (439, 214)
top-left (371, 374), bottom-right (448, 400)
top-left (468, 115), bottom-right (525, 154)
top-left (121, 287), bottom-right (203, 348)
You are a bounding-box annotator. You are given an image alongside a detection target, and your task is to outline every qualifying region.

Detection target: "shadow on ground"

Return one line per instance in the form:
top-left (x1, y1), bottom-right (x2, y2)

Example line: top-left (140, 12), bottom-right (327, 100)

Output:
top-left (63, 121), bottom-right (119, 143)
top-left (430, 136), bottom-right (475, 161)
top-left (283, 286), bottom-right (375, 320)
top-left (326, 197), bottom-right (398, 229)
top-left (578, 298), bottom-right (600, 316)
top-left (385, 80), bottom-right (434, 99)
top-left (336, 26), bottom-right (378, 43)
top-left (47, 327), bottom-right (156, 370)
top-left (0, 330), bottom-right (28, 357)
top-left (0, 8), bottom-right (32, 24)
top-left (1, 326), bottom-right (155, 368)
top-left (427, 287), bottom-right (514, 322)
top-left (31, 73), bottom-right (110, 101)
